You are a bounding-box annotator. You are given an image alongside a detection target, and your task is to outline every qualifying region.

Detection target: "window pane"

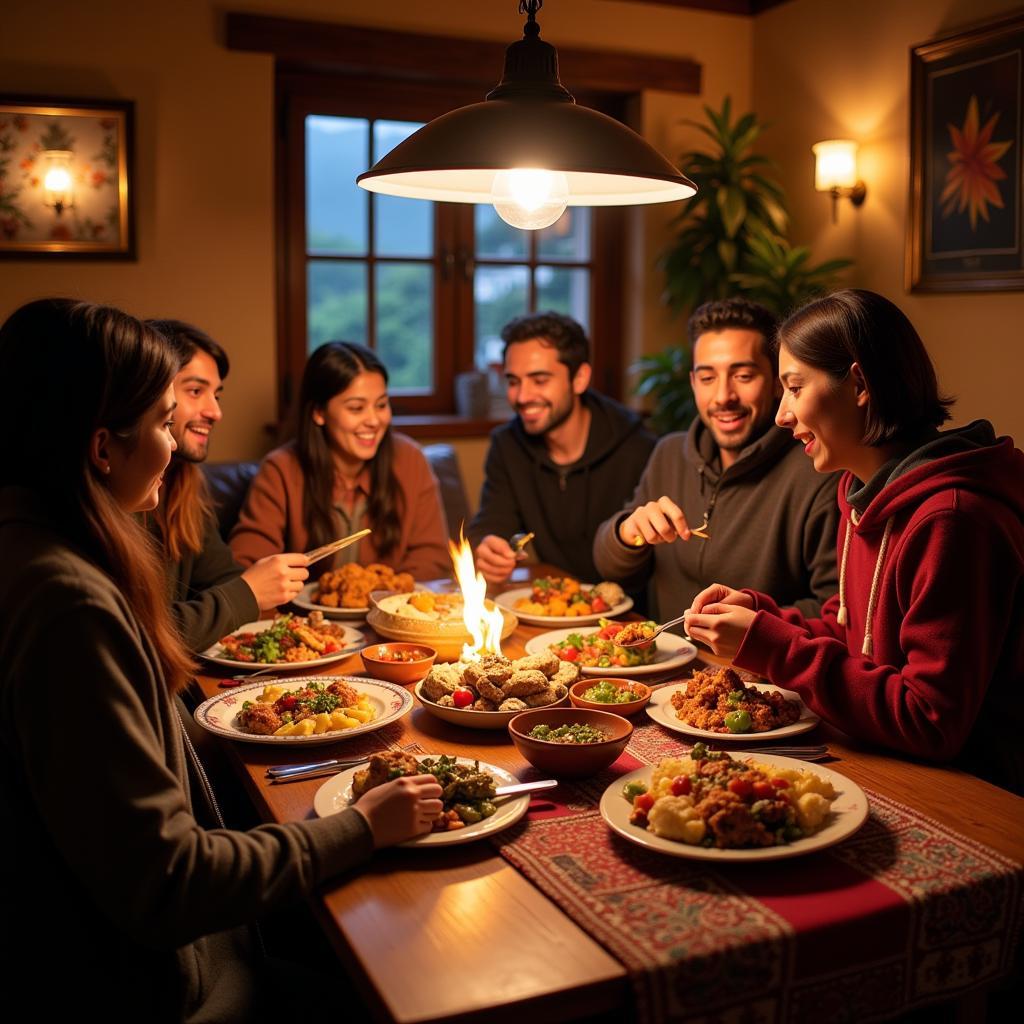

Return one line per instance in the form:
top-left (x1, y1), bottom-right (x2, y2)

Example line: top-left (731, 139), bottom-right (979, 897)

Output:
top-left (376, 262), bottom-right (434, 392)
top-left (536, 266), bottom-right (590, 330)
top-left (537, 207), bottom-right (591, 261)
top-left (306, 116), bottom-right (368, 256)
top-left (474, 265), bottom-right (529, 368)
top-left (475, 204), bottom-right (528, 260)
top-left (308, 261), bottom-right (368, 351)
top-left (373, 120), bottom-right (432, 257)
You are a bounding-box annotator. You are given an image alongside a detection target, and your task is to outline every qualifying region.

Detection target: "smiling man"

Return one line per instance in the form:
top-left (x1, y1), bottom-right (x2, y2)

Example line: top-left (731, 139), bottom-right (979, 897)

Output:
top-left (593, 298), bottom-right (840, 622)
top-left (148, 320), bottom-right (309, 651)
top-left (469, 312), bottom-right (655, 583)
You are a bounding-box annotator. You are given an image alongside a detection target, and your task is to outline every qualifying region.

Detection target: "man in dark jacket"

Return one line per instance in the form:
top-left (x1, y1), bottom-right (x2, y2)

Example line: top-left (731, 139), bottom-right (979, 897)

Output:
top-left (148, 320), bottom-right (308, 651)
top-left (593, 298), bottom-right (840, 622)
top-left (469, 312), bottom-right (656, 582)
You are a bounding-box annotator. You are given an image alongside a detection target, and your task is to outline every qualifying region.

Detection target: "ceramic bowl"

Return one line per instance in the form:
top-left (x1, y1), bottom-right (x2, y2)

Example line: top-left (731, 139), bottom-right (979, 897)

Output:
top-left (360, 643), bottom-right (437, 685)
top-left (568, 678), bottom-right (651, 717)
top-left (508, 707), bottom-right (633, 778)
top-left (414, 678), bottom-right (568, 731)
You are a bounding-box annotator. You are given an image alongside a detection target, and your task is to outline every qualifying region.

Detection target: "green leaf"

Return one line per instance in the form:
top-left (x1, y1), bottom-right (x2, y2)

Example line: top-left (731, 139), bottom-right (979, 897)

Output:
top-left (717, 186), bottom-right (746, 238)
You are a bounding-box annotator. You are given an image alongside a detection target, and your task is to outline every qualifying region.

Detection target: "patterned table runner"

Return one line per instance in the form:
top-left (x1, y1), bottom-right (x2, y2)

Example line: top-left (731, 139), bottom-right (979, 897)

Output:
top-left (493, 719), bottom-right (1023, 1023)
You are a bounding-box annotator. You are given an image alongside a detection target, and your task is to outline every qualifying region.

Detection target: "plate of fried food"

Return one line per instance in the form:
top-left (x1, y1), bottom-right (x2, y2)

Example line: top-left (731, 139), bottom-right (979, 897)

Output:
top-left (525, 621), bottom-right (697, 677)
top-left (313, 751), bottom-right (531, 845)
top-left (601, 743), bottom-right (867, 861)
top-left (414, 650), bottom-right (579, 729)
top-left (647, 666), bottom-right (819, 741)
top-left (294, 563), bottom-right (416, 619)
top-left (200, 613), bottom-right (364, 671)
top-left (194, 676), bottom-right (413, 745)
top-left (495, 577), bottom-right (633, 627)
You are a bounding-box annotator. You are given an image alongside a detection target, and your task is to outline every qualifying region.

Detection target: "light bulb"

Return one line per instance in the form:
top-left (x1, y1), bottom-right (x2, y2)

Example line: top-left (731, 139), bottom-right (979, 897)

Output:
top-left (491, 168), bottom-right (568, 230)
top-left (44, 166), bottom-right (72, 192)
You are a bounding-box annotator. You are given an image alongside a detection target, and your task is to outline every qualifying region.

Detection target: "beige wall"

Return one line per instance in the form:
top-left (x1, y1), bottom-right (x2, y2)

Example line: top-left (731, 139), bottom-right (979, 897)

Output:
top-left (0, 0), bottom-right (749, 473)
top-left (754, 0), bottom-right (1024, 442)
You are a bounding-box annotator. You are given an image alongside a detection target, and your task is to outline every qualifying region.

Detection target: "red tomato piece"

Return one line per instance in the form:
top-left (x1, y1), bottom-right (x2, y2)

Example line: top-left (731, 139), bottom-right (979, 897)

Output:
top-left (452, 688), bottom-right (474, 709)
top-left (770, 777), bottom-right (790, 789)
top-left (559, 647), bottom-right (579, 662)
top-left (752, 781), bottom-right (774, 799)
top-left (592, 596), bottom-right (608, 612)
top-left (728, 777), bottom-right (754, 798)
top-left (633, 792), bottom-right (655, 813)
top-left (670, 775), bottom-right (692, 797)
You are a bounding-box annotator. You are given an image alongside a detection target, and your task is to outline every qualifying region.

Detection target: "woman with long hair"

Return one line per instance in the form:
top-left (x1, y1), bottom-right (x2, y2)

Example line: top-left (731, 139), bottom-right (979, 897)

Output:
top-left (0, 300), bottom-right (442, 1021)
top-left (229, 341), bottom-right (449, 578)
top-left (685, 289), bottom-right (1024, 793)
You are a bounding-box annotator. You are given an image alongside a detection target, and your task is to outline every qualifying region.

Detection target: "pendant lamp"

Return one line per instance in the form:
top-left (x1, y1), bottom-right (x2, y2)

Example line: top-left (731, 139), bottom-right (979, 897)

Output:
top-left (357, 0), bottom-right (697, 229)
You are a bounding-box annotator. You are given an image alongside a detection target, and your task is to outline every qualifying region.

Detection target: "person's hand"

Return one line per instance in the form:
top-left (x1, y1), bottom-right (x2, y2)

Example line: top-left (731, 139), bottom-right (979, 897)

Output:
top-left (352, 775), bottom-right (445, 848)
top-left (241, 553), bottom-right (310, 612)
top-left (684, 591), bottom-right (758, 662)
top-left (618, 496), bottom-right (691, 547)
top-left (474, 534), bottom-right (519, 583)
top-left (687, 583), bottom-right (755, 616)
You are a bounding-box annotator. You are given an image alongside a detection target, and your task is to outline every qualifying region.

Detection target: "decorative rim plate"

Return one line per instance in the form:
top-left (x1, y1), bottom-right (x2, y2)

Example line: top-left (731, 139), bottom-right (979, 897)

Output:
top-left (313, 756), bottom-right (530, 846)
top-left (494, 586), bottom-right (634, 627)
top-left (524, 628), bottom-right (697, 677)
top-left (600, 753), bottom-right (868, 861)
top-left (199, 618), bottom-right (365, 671)
top-left (646, 679), bottom-right (820, 741)
top-left (193, 675), bottom-right (413, 745)
top-left (292, 582), bottom-right (368, 619)
top-left (413, 679), bottom-right (567, 729)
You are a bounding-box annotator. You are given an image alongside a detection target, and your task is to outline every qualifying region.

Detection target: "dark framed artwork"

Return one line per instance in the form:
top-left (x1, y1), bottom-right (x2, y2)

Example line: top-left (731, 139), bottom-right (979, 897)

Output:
top-left (0, 96), bottom-right (134, 259)
top-left (907, 13), bottom-right (1024, 292)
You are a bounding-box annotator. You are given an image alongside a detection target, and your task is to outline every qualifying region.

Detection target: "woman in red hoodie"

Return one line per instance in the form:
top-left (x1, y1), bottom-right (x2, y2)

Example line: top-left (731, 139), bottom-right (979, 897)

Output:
top-left (685, 290), bottom-right (1024, 793)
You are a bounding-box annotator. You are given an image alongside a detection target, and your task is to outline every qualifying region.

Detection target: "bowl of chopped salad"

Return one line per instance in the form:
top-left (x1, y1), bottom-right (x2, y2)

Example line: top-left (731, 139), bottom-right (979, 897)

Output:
top-left (569, 678), bottom-right (651, 717)
top-left (508, 707), bottom-right (632, 777)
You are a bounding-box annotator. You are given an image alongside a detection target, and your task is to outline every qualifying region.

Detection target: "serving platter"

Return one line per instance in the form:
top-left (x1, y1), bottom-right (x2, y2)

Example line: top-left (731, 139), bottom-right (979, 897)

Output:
top-left (199, 618), bottom-right (364, 671)
top-left (314, 756), bottom-right (531, 845)
top-left (494, 586), bottom-right (633, 627)
top-left (194, 676), bottom-right (413, 745)
top-left (525, 628), bottom-right (697, 677)
top-left (293, 582), bottom-right (368, 620)
top-left (600, 753), bottom-right (868, 861)
top-left (413, 679), bottom-right (568, 730)
top-left (646, 679), bottom-right (820, 741)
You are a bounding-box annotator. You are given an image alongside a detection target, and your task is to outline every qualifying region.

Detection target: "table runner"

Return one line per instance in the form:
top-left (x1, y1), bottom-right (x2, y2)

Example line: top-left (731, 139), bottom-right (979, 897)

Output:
top-left (494, 719), bottom-right (1023, 1023)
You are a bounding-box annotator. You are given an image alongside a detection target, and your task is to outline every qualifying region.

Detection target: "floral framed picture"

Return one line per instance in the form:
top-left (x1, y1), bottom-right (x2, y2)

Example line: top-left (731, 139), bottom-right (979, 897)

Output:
top-left (0, 96), bottom-right (134, 259)
top-left (907, 13), bottom-right (1024, 292)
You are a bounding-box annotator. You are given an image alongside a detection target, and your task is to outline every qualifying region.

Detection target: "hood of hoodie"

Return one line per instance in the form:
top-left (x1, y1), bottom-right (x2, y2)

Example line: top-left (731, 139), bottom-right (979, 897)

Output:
top-left (683, 416), bottom-right (797, 484)
top-left (841, 420), bottom-right (1024, 532)
top-left (510, 389), bottom-right (648, 472)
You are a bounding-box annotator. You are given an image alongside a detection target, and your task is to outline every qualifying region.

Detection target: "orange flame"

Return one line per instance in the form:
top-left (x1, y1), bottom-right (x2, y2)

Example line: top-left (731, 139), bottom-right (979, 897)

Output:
top-left (448, 529), bottom-right (504, 661)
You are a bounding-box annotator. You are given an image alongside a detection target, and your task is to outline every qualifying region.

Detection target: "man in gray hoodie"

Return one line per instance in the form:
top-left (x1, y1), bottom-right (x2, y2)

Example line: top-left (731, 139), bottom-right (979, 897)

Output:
top-left (593, 298), bottom-right (839, 623)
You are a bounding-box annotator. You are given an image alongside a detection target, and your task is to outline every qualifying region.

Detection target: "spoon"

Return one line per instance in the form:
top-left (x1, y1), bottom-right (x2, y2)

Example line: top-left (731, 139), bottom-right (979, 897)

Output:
top-left (510, 531), bottom-right (535, 553)
top-left (615, 613), bottom-right (694, 648)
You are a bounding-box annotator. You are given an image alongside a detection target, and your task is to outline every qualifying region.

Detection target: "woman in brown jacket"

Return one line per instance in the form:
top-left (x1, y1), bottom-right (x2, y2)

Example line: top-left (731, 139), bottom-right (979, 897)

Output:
top-left (0, 300), bottom-right (442, 1022)
top-left (230, 341), bottom-right (450, 580)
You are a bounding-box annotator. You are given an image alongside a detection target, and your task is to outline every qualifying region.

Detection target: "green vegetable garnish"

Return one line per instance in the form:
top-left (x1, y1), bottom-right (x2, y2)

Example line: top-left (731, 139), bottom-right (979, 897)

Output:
top-left (724, 709), bottom-right (752, 733)
top-left (622, 780), bottom-right (648, 801)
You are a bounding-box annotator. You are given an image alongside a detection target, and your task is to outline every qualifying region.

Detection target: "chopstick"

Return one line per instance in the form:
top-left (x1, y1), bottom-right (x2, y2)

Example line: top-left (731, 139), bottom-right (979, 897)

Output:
top-left (303, 528), bottom-right (371, 565)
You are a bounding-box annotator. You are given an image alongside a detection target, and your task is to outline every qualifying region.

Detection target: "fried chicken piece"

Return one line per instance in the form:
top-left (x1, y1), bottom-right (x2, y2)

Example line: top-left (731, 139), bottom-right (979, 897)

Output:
top-left (420, 663), bottom-right (462, 702)
top-left (613, 621), bottom-right (655, 646)
top-left (237, 703), bottom-right (282, 735)
top-left (327, 680), bottom-right (360, 706)
top-left (498, 697), bottom-right (529, 712)
top-left (523, 686), bottom-right (561, 707)
top-left (506, 669), bottom-right (549, 697)
top-left (352, 751), bottom-right (422, 797)
top-left (472, 697), bottom-right (499, 712)
top-left (550, 661), bottom-right (581, 688)
top-left (512, 651), bottom-right (560, 677)
top-left (480, 654), bottom-right (513, 684)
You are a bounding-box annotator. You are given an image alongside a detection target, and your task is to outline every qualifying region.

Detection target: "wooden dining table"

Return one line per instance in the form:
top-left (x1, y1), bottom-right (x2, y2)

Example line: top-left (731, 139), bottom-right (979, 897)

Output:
top-left (191, 573), bottom-right (1024, 1024)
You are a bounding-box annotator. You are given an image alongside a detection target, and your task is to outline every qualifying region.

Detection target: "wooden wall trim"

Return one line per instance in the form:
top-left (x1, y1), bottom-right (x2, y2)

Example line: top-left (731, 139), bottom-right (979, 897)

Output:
top-left (225, 12), bottom-right (701, 96)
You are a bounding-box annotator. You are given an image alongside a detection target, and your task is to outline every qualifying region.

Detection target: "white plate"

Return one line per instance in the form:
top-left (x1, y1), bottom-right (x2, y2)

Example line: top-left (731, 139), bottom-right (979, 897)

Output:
top-left (413, 679), bottom-right (569, 730)
top-left (495, 586), bottom-right (634, 627)
top-left (293, 582), bottom-right (368, 620)
top-left (313, 756), bottom-right (530, 846)
top-left (193, 676), bottom-right (413, 745)
top-left (646, 679), bottom-right (820, 741)
top-left (600, 753), bottom-right (868, 861)
top-left (524, 628), bottom-right (697, 677)
top-left (199, 618), bottom-right (365, 671)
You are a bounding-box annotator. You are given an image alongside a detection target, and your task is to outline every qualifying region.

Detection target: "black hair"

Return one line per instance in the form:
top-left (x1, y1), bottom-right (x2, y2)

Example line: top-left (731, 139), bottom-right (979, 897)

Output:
top-left (501, 311), bottom-right (590, 378)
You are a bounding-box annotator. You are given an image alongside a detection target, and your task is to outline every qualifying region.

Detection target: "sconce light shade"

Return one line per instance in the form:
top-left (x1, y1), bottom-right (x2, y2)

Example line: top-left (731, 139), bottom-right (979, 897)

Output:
top-left (42, 149), bottom-right (74, 215)
top-left (812, 139), bottom-right (858, 191)
top-left (358, 1), bottom-right (696, 228)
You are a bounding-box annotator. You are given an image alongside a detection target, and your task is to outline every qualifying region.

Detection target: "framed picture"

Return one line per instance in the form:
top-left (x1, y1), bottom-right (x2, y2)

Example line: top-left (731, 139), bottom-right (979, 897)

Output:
top-left (907, 13), bottom-right (1024, 292)
top-left (0, 96), bottom-right (134, 259)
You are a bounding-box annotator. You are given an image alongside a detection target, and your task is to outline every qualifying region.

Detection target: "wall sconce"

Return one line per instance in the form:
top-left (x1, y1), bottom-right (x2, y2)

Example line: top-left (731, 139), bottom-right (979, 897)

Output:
top-left (812, 139), bottom-right (866, 223)
top-left (42, 150), bottom-right (75, 216)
